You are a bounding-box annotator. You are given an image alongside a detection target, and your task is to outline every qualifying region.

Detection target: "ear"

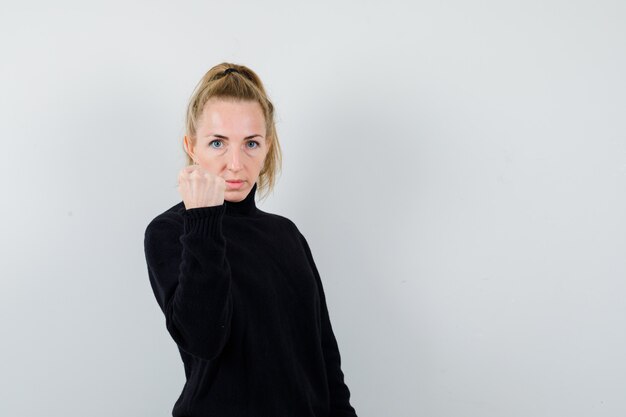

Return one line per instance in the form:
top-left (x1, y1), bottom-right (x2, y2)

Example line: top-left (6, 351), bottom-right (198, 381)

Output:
top-left (183, 135), bottom-right (195, 161)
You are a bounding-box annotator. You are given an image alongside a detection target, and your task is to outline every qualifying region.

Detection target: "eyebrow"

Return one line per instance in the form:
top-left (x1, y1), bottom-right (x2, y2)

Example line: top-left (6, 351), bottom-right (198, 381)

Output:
top-left (208, 134), bottom-right (264, 140)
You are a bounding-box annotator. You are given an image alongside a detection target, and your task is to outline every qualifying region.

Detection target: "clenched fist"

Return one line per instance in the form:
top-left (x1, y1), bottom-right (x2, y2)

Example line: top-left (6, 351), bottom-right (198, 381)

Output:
top-left (177, 165), bottom-right (226, 210)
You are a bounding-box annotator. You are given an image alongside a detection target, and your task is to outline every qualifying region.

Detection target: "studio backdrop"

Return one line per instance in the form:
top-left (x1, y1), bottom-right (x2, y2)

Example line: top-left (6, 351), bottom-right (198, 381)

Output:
top-left (1, 1), bottom-right (625, 416)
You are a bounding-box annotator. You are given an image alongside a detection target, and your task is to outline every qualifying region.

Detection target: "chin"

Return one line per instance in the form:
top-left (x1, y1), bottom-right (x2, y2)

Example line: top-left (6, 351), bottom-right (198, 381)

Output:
top-left (224, 188), bottom-right (246, 202)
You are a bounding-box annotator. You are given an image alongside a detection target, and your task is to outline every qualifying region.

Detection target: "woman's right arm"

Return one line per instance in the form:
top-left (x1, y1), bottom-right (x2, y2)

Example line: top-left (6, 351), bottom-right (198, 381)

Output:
top-left (143, 204), bottom-right (232, 361)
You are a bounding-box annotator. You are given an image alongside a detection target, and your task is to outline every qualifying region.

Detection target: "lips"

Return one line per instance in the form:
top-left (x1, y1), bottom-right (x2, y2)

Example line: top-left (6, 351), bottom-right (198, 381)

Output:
top-left (225, 179), bottom-right (245, 189)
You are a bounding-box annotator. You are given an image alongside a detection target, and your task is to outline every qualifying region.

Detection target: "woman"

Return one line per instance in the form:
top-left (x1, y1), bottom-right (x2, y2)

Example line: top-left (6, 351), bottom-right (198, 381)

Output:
top-left (143, 62), bottom-right (358, 417)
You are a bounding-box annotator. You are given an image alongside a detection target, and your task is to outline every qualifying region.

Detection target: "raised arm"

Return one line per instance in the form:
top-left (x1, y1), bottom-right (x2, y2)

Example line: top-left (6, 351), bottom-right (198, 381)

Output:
top-left (298, 231), bottom-right (358, 417)
top-left (143, 204), bottom-right (233, 361)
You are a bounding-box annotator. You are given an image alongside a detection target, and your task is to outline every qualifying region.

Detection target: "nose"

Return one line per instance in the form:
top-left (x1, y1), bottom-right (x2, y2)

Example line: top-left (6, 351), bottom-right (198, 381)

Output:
top-left (227, 146), bottom-right (242, 172)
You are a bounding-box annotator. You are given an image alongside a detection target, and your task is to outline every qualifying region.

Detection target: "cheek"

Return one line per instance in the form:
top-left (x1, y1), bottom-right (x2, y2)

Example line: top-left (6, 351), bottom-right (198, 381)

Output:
top-left (255, 154), bottom-right (267, 168)
top-left (199, 161), bottom-right (219, 175)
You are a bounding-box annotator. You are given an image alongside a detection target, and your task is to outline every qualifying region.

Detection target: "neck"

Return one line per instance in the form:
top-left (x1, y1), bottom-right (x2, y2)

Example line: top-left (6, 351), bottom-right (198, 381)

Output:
top-left (224, 182), bottom-right (258, 216)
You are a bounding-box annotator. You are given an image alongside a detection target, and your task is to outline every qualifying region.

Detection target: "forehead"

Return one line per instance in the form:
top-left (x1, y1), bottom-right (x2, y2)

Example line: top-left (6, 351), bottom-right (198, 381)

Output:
top-left (198, 99), bottom-right (265, 132)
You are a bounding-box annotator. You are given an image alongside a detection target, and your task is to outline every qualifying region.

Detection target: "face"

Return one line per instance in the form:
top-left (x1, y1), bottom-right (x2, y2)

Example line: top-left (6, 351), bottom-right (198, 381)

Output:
top-left (185, 98), bottom-right (269, 202)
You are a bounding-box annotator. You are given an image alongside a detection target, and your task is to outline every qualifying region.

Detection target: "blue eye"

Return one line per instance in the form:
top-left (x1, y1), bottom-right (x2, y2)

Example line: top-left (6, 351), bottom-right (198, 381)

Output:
top-left (209, 140), bottom-right (223, 148)
top-left (247, 141), bottom-right (260, 149)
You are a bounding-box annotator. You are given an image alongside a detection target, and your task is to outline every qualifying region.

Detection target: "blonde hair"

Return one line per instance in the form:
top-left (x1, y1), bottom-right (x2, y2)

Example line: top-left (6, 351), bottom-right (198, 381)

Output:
top-left (183, 62), bottom-right (282, 202)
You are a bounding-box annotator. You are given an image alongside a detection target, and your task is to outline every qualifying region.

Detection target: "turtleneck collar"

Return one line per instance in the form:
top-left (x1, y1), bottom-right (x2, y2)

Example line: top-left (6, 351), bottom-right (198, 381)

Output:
top-left (224, 182), bottom-right (258, 216)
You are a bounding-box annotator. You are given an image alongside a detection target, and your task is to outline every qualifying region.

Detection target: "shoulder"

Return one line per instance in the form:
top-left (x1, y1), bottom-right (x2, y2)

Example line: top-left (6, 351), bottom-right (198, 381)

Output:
top-left (256, 209), bottom-right (303, 236)
top-left (144, 201), bottom-right (186, 241)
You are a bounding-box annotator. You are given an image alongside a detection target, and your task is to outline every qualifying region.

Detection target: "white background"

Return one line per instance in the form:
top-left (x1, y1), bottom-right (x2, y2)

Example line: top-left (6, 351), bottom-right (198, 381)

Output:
top-left (1, 1), bottom-right (625, 416)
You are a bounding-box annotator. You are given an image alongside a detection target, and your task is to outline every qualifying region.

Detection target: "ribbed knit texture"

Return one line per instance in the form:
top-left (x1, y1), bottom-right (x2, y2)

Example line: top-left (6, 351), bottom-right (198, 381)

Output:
top-left (143, 182), bottom-right (358, 417)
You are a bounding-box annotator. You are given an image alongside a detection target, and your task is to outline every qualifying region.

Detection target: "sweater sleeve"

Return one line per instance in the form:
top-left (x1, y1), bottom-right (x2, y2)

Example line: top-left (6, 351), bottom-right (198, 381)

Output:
top-left (298, 232), bottom-right (358, 417)
top-left (143, 204), bottom-right (233, 361)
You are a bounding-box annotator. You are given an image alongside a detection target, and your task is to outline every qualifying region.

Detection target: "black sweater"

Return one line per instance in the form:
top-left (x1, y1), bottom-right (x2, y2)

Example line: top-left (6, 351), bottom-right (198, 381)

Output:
top-left (143, 182), bottom-right (358, 417)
